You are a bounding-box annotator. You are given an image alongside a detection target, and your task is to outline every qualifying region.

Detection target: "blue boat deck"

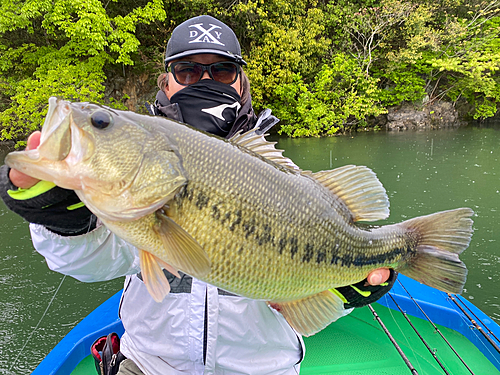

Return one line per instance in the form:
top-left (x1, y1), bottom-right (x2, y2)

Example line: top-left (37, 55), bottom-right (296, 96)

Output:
top-left (32, 275), bottom-right (500, 375)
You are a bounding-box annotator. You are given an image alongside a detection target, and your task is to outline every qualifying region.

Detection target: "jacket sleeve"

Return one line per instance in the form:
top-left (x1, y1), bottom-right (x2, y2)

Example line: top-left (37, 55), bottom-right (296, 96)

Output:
top-left (30, 223), bottom-right (141, 282)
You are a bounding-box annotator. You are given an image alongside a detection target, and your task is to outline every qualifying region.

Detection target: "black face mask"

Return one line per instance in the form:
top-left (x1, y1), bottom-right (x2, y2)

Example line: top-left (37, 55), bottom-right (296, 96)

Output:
top-left (170, 80), bottom-right (242, 137)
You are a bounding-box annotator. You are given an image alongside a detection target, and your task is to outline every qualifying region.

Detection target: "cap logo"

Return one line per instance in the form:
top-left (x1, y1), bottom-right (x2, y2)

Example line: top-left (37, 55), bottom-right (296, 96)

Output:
top-left (188, 23), bottom-right (225, 46)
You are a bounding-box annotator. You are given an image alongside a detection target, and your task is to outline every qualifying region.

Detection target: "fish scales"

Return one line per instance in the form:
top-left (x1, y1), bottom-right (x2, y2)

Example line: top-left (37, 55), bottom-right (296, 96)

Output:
top-left (162, 124), bottom-right (411, 301)
top-left (5, 98), bottom-right (473, 336)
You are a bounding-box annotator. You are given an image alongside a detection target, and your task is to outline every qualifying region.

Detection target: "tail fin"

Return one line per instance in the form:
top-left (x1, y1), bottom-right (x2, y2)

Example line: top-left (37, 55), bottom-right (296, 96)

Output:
top-left (396, 208), bottom-right (474, 294)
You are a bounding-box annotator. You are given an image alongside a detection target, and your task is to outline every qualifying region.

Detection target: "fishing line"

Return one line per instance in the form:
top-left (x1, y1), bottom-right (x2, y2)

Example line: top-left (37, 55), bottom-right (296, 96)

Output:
top-left (397, 280), bottom-right (475, 374)
top-left (368, 304), bottom-right (419, 374)
top-left (10, 274), bottom-right (67, 371)
top-left (388, 293), bottom-right (452, 375)
top-left (383, 294), bottom-right (422, 370)
top-left (445, 293), bottom-right (500, 368)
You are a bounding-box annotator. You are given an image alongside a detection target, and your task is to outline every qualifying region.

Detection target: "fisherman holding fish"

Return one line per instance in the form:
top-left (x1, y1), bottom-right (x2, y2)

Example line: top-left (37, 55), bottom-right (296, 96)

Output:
top-left (2, 16), bottom-right (411, 375)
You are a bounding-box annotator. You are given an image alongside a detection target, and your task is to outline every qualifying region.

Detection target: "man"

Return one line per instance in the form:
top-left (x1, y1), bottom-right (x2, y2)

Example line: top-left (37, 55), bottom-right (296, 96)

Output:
top-left (1, 15), bottom-right (395, 375)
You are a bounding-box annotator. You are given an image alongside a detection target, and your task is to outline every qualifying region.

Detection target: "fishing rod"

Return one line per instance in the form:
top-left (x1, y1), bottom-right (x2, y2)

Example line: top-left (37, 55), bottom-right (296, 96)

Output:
top-left (387, 294), bottom-right (452, 375)
top-left (447, 293), bottom-right (500, 355)
top-left (368, 304), bottom-right (419, 375)
top-left (455, 294), bottom-right (500, 344)
top-left (397, 281), bottom-right (475, 374)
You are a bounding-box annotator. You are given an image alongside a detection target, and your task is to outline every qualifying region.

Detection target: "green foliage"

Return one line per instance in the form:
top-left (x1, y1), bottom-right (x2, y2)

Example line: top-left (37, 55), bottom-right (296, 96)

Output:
top-left (0, 54), bottom-right (107, 142)
top-left (374, 65), bottom-right (428, 106)
top-left (343, 0), bottom-right (415, 73)
top-left (433, 15), bottom-right (500, 119)
top-left (0, 0), bottom-right (166, 143)
top-left (273, 54), bottom-right (386, 137)
top-left (228, 1), bottom-right (331, 113)
top-left (367, 0), bottom-right (500, 119)
top-left (0, 0), bottom-right (499, 141)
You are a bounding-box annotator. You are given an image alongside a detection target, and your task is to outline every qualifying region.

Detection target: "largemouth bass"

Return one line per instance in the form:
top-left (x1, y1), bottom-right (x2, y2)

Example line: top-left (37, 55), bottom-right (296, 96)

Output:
top-left (6, 98), bottom-right (474, 336)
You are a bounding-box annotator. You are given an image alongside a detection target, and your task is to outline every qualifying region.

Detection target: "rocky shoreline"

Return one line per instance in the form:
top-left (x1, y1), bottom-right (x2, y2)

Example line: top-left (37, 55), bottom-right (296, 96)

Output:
top-left (375, 102), bottom-right (465, 131)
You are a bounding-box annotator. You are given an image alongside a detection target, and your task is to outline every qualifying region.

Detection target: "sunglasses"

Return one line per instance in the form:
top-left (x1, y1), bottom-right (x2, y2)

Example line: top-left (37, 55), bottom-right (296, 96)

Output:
top-left (167, 61), bottom-right (241, 86)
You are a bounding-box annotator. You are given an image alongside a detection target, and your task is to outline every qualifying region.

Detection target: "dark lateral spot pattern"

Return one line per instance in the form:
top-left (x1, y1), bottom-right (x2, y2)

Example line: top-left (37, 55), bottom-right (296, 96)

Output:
top-left (179, 186), bottom-right (194, 201)
top-left (196, 193), bottom-right (210, 210)
top-left (331, 246), bottom-right (408, 268)
top-left (229, 210), bottom-right (242, 231)
top-left (257, 224), bottom-right (274, 246)
top-left (302, 243), bottom-right (314, 263)
top-left (329, 242), bottom-right (342, 265)
top-left (316, 251), bottom-right (326, 264)
top-left (290, 237), bottom-right (299, 259)
top-left (243, 218), bottom-right (257, 239)
top-left (278, 237), bottom-right (287, 255)
top-left (175, 186), bottom-right (194, 212)
top-left (183, 188), bottom-right (410, 269)
top-left (211, 204), bottom-right (221, 220)
top-left (221, 212), bottom-right (231, 225)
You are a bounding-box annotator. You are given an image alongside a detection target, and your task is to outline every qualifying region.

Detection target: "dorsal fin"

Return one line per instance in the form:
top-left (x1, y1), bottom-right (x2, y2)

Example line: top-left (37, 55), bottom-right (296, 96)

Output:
top-left (229, 129), bottom-right (301, 172)
top-left (313, 165), bottom-right (390, 222)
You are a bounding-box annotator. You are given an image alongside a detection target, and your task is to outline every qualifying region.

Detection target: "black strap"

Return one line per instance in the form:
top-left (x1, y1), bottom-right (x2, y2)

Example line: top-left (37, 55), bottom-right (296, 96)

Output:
top-left (254, 108), bottom-right (280, 135)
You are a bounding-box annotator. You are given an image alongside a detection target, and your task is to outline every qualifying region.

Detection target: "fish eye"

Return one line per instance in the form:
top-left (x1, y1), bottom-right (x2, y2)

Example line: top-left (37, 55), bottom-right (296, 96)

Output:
top-left (91, 111), bottom-right (113, 129)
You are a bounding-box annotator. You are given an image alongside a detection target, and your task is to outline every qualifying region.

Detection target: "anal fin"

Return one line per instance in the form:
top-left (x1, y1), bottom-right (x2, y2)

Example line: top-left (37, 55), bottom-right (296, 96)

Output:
top-left (268, 290), bottom-right (351, 337)
top-left (139, 249), bottom-right (172, 303)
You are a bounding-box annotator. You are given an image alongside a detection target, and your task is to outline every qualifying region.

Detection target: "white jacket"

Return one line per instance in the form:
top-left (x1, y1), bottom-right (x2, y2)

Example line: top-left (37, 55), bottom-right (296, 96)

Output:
top-left (30, 223), bottom-right (305, 375)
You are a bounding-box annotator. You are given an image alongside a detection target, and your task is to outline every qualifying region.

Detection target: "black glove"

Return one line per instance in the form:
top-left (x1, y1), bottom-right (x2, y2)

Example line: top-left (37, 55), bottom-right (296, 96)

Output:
top-left (0, 165), bottom-right (97, 236)
top-left (331, 270), bottom-right (398, 308)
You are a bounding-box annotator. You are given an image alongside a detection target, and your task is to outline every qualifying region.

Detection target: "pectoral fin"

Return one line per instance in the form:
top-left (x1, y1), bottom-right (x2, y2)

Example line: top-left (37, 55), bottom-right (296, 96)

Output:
top-left (268, 290), bottom-right (351, 336)
top-left (153, 210), bottom-right (211, 278)
top-left (139, 249), bottom-right (172, 303)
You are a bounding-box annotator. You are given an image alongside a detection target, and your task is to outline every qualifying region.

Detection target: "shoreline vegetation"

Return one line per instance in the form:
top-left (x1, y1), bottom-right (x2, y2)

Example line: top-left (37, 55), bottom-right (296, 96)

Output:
top-left (0, 0), bottom-right (498, 144)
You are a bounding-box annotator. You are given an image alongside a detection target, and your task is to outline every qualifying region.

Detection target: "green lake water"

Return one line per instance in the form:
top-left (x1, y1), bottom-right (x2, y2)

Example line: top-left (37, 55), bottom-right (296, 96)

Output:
top-left (1, 124), bottom-right (499, 373)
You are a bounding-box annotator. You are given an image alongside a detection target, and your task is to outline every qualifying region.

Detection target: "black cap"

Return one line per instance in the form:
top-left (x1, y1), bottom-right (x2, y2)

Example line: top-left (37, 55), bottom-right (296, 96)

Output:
top-left (164, 15), bottom-right (246, 69)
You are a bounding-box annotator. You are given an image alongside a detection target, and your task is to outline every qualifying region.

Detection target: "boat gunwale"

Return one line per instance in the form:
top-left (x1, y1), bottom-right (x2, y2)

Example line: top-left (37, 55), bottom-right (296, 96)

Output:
top-left (32, 275), bottom-right (500, 374)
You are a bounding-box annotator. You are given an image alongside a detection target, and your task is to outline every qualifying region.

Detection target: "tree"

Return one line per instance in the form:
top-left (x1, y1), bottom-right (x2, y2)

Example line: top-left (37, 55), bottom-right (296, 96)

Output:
top-left (273, 53), bottom-right (386, 137)
top-left (0, 0), bottom-right (499, 141)
top-left (0, 0), bottom-right (166, 144)
top-left (363, 0), bottom-right (500, 118)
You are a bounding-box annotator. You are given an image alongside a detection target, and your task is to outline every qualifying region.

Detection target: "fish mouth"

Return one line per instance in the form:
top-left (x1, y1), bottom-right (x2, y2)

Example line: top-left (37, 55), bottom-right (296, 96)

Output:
top-left (38, 97), bottom-right (72, 161)
top-left (5, 97), bottom-right (79, 188)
